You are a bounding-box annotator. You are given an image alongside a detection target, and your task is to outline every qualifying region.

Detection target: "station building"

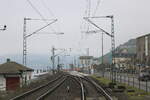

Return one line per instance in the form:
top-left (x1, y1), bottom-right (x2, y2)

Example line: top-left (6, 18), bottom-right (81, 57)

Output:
top-left (0, 59), bottom-right (34, 91)
top-left (79, 56), bottom-right (94, 74)
top-left (79, 56), bottom-right (94, 67)
top-left (136, 33), bottom-right (150, 67)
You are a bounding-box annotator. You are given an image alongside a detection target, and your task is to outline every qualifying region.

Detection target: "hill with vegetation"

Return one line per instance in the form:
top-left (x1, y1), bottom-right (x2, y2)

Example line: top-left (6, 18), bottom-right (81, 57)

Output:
top-left (99, 39), bottom-right (136, 64)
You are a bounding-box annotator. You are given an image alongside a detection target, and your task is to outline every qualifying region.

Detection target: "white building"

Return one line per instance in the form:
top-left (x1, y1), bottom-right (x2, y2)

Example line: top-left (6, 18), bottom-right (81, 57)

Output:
top-left (79, 56), bottom-right (94, 67)
top-left (79, 56), bottom-right (94, 74)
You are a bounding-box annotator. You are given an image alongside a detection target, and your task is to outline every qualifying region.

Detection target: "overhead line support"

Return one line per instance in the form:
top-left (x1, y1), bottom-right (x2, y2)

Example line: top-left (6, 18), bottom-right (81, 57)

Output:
top-left (23, 18), bottom-right (57, 66)
top-left (83, 15), bottom-right (116, 83)
top-left (26, 19), bottom-right (57, 38)
top-left (83, 17), bottom-right (112, 37)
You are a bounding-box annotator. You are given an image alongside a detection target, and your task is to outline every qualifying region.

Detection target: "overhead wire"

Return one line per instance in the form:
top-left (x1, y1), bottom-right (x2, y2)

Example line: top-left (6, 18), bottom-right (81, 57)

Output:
top-left (80, 0), bottom-right (88, 39)
top-left (93, 0), bottom-right (102, 16)
top-left (39, 0), bottom-right (61, 29)
top-left (39, 0), bottom-right (55, 17)
top-left (80, 0), bottom-right (91, 39)
top-left (81, 0), bottom-right (103, 57)
top-left (26, 0), bottom-right (47, 22)
top-left (86, 0), bottom-right (91, 33)
top-left (83, 0), bottom-right (102, 34)
top-left (79, 0), bottom-right (91, 54)
top-left (39, 0), bottom-right (62, 47)
top-left (39, 0), bottom-right (58, 33)
top-left (26, 0), bottom-right (59, 35)
top-left (87, 0), bottom-right (91, 17)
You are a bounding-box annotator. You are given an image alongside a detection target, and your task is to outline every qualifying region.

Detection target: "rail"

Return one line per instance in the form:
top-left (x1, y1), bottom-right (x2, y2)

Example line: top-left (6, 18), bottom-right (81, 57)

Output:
top-left (36, 76), bottom-right (67, 100)
top-left (69, 75), bottom-right (86, 100)
top-left (82, 76), bottom-right (113, 100)
top-left (10, 74), bottom-right (65, 100)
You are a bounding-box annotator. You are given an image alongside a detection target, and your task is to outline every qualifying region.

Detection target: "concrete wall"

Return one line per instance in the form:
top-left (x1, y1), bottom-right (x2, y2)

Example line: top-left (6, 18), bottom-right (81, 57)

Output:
top-left (0, 75), bottom-right (6, 91)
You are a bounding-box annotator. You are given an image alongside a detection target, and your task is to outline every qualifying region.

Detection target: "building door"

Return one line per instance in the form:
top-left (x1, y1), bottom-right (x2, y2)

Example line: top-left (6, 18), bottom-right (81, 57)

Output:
top-left (6, 77), bottom-right (20, 91)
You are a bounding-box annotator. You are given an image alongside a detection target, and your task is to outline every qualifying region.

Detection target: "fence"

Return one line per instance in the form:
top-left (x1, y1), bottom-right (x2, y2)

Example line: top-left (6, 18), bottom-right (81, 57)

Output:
top-left (98, 71), bottom-right (150, 92)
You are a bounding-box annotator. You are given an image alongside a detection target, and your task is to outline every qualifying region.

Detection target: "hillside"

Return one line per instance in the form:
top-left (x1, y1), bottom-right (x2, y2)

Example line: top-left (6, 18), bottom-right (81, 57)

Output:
top-left (99, 39), bottom-right (136, 64)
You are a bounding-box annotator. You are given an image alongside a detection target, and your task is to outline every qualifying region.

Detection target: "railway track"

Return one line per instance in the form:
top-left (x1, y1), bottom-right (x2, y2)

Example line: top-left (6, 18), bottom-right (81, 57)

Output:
top-left (69, 75), bottom-right (86, 100)
top-left (41, 75), bottom-right (82, 100)
top-left (10, 72), bottom-right (113, 100)
top-left (36, 76), bottom-right (67, 100)
top-left (10, 74), bottom-right (67, 100)
top-left (70, 72), bottom-right (113, 100)
top-left (82, 76), bottom-right (113, 100)
top-left (70, 74), bottom-right (112, 100)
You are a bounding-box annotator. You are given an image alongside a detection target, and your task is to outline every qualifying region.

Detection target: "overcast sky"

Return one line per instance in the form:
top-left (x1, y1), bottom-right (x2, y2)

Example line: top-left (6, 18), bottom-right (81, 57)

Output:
top-left (0, 0), bottom-right (150, 58)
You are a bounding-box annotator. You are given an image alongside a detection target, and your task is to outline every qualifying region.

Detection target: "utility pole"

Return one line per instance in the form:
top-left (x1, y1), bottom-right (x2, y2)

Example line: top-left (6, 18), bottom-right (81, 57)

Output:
top-left (51, 47), bottom-right (67, 74)
top-left (23, 18), bottom-right (27, 66)
top-left (74, 57), bottom-right (76, 67)
top-left (102, 32), bottom-right (104, 77)
top-left (111, 16), bottom-right (116, 83)
top-left (57, 56), bottom-right (60, 71)
top-left (84, 15), bottom-right (116, 83)
top-left (58, 56), bottom-right (60, 67)
top-left (52, 46), bottom-right (55, 74)
top-left (102, 32), bottom-right (104, 64)
top-left (73, 56), bottom-right (77, 71)
top-left (22, 18), bottom-right (58, 66)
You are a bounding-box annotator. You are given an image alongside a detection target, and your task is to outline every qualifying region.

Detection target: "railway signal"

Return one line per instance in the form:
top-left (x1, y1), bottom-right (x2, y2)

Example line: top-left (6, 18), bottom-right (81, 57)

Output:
top-left (0, 25), bottom-right (7, 31)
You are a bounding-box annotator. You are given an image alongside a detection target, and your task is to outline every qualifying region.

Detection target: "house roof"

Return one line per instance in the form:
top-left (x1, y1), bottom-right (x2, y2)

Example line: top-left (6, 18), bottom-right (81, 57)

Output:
top-left (0, 61), bottom-right (34, 75)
